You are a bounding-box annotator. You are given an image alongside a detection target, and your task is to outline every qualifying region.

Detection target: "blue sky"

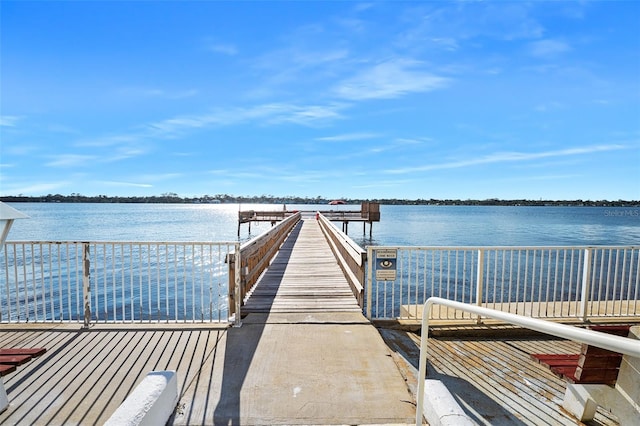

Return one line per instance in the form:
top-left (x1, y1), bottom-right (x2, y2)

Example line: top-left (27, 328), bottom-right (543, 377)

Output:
top-left (1, 1), bottom-right (639, 200)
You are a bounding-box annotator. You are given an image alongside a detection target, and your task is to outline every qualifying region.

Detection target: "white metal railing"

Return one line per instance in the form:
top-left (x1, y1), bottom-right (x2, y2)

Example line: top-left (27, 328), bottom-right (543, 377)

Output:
top-left (366, 246), bottom-right (640, 322)
top-left (1, 241), bottom-right (240, 324)
top-left (415, 297), bottom-right (640, 426)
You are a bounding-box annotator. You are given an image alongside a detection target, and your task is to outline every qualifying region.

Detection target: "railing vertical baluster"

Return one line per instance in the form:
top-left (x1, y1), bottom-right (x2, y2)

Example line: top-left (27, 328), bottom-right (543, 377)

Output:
top-left (423, 250), bottom-right (428, 318)
top-left (22, 244), bottom-right (29, 322)
top-left (476, 249), bottom-right (484, 323)
top-left (559, 249), bottom-right (567, 317)
top-left (66, 245), bottom-right (73, 321)
top-left (626, 248), bottom-right (634, 315)
top-left (129, 244), bottom-right (134, 321)
top-left (366, 247), bottom-right (373, 319)
top-left (200, 244), bottom-right (205, 321)
top-left (30, 244), bottom-right (38, 321)
top-left (580, 248), bottom-right (593, 322)
top-left (82, 242), bottom-right (91, 328)
top-left (13, 244), bottom-right (20, 322)
top-left (165, 244), bottom-right (170, 322)
top-left (633, 248), bottom-right (640, 315)
top-left (507, 250), bottom-right (514, 314)
top-left (234, 243), bottom-right (242, 326)
top-left (544, 249), bottom-right (551, 317)
top-left (531, 249), bottom-right (544, 317)
top-left (453, 250), bottom-right (459, 307)
top-left (595, 248), bottom-right (604, 316)
top-left (605, 248), bottom-right (613, 314)
top-left (514, 250), bottom-right (521, 315)
top-left (613, 249), bottom-right (621, 315)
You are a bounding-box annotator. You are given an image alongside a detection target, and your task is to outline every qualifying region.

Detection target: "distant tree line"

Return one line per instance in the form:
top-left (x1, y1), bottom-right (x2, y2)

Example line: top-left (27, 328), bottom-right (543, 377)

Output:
top-left (1, 193), bottom-right (638, 207)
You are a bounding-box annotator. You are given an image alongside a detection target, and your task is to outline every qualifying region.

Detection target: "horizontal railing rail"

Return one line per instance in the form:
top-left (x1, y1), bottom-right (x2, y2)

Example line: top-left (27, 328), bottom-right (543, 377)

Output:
top-left (415, 297), bottom-right (640, 426)
top-left (227, 212), bottom-right (301, 322)
top-left (366, 246), bottom-right (640, 323)
top-left (1, 241), bottom-right (239, 324)
top-left (317, 213), bottom-right (367, 307)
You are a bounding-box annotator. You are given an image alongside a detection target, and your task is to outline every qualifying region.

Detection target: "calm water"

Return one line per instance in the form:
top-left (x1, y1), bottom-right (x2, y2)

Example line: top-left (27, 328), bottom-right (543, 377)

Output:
top-left (5, 203), bottom-right (640, 246)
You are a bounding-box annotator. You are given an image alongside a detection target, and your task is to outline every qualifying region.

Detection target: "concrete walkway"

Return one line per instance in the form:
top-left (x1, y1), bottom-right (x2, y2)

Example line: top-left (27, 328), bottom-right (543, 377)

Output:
top-left (176, 218), bottom-right (417, 424)
top-left (174, 312), bottom-right (416, 425)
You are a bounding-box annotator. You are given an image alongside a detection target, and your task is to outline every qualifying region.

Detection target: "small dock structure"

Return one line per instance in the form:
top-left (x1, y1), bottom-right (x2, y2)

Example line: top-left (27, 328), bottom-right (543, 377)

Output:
top-left (237, 201), bottom-right (380, 236)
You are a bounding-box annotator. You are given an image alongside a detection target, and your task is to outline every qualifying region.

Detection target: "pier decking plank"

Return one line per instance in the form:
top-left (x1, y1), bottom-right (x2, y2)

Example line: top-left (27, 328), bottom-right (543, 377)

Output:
top-left (242, 219), bottom-right (362, 314)
top-left (0, 324), bottom-right (623, 425)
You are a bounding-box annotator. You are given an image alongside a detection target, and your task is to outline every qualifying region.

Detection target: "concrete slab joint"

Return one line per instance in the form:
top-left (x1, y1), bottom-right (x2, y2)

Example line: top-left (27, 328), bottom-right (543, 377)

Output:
top-left (104, 370), bottom-right (178, 426)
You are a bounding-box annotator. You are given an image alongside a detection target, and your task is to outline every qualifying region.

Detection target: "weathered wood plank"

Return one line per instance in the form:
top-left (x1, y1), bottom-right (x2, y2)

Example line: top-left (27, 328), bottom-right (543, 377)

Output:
top-left (242, 219), bottom-right (361, 314)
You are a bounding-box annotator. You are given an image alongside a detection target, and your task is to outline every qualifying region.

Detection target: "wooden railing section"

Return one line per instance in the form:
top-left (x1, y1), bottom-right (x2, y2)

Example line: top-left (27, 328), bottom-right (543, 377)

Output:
top-left (317, 213), bottom-right (367, 308)
top-left (228, 212), bottom-right (301, 317)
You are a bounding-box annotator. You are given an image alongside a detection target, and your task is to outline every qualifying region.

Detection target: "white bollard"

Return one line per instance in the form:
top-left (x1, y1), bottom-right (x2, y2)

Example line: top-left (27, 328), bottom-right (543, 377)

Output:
top-left (104, 371), bottom-right (178, 426)
top-left (423, 379), bottom-right (475, 426)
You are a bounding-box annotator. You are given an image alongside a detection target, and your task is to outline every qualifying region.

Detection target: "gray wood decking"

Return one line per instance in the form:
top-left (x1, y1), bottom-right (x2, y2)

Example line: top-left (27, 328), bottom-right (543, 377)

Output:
top-left (241, 219), bottom-right (361, 314)
top-left (0, 324), bottom-right (622, 425)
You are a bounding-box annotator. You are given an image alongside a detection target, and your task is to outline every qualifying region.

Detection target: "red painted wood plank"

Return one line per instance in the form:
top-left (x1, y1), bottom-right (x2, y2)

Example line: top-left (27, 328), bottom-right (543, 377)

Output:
top-left (0, 364), bottom-right (16, 376)
top-left (0, 354), bottom-right (32, 365)
top-left (531, 354), bottom-right (579, 366)
top-left (0, 348), bottom-right (46, 357)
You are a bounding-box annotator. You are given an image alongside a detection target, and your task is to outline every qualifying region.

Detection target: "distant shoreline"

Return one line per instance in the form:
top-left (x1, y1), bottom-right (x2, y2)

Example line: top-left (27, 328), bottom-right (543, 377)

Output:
top-left (1, 195), bottom-right (638, 207)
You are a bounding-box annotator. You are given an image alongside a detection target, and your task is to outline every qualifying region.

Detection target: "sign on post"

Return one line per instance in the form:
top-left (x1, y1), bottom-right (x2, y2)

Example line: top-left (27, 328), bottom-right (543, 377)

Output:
top-left (375, 249), bottom-right (397, 281)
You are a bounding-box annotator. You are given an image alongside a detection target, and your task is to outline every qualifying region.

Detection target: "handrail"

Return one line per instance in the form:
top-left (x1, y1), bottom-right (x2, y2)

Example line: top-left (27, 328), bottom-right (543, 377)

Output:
top-left (317, 213), bottom-right (367, 307)
top-left (415, 297), bottom-right (640, 426)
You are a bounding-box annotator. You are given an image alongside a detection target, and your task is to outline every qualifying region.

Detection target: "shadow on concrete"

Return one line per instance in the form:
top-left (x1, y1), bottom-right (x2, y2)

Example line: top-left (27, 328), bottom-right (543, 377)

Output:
top-left (210, 221), bottom-right (302, 426)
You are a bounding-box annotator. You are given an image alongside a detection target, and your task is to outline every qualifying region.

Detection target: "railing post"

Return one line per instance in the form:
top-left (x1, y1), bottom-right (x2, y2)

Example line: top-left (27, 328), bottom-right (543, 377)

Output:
top-left (476, 249), bottom-right (485, 324)
top-left (366, 247), bottom-right (373, 319)
top-left (234, 243), bottom-right (242, 327)
top-left (82, 242), bottom-right (91, 328)
top-left (580, 248), bottom-right (593, 322)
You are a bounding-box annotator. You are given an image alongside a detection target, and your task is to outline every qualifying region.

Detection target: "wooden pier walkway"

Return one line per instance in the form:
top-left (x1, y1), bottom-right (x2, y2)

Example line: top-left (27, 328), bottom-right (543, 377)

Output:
top-left (242, 219), bottom-right (361, 314)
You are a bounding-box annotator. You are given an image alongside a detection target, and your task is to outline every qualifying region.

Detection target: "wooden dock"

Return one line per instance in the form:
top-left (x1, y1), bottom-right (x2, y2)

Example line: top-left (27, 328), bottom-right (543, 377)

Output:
top-left (242, 219), bottom-right (362, 314)
top-left (238, 202), bottom-right (380, 236)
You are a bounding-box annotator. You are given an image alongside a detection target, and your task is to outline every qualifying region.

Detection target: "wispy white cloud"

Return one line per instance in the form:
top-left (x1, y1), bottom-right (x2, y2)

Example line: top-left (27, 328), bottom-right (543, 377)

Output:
top-left (46, 154), bottom-right (98, 167)
top-left (529, 39), bottom-right (571, 58)
top-left (146, 102), bottom-right (347, 136)
top-left (352, 178), bottom-right (414, 189)
top-left (316, 132), bottom-right (380, 142)
top-left (208, 43), bottom-right (238, 56)
top-left (535, 101), bottom-right (564, 112)
top-left (136, 173), bottom-right (183, 182)
top-left (97, 181), bottom-right (153, 188)
top-left (0, 116), bottom-right (22, 127)
top-left (385, 144), bottom-right (630, 174)
top-left (116, 87), bottom-right (198, 100)
top-left (0, 182), bottom-right (69, 196)
top-left (334, 59), bottom-right (450, 100)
